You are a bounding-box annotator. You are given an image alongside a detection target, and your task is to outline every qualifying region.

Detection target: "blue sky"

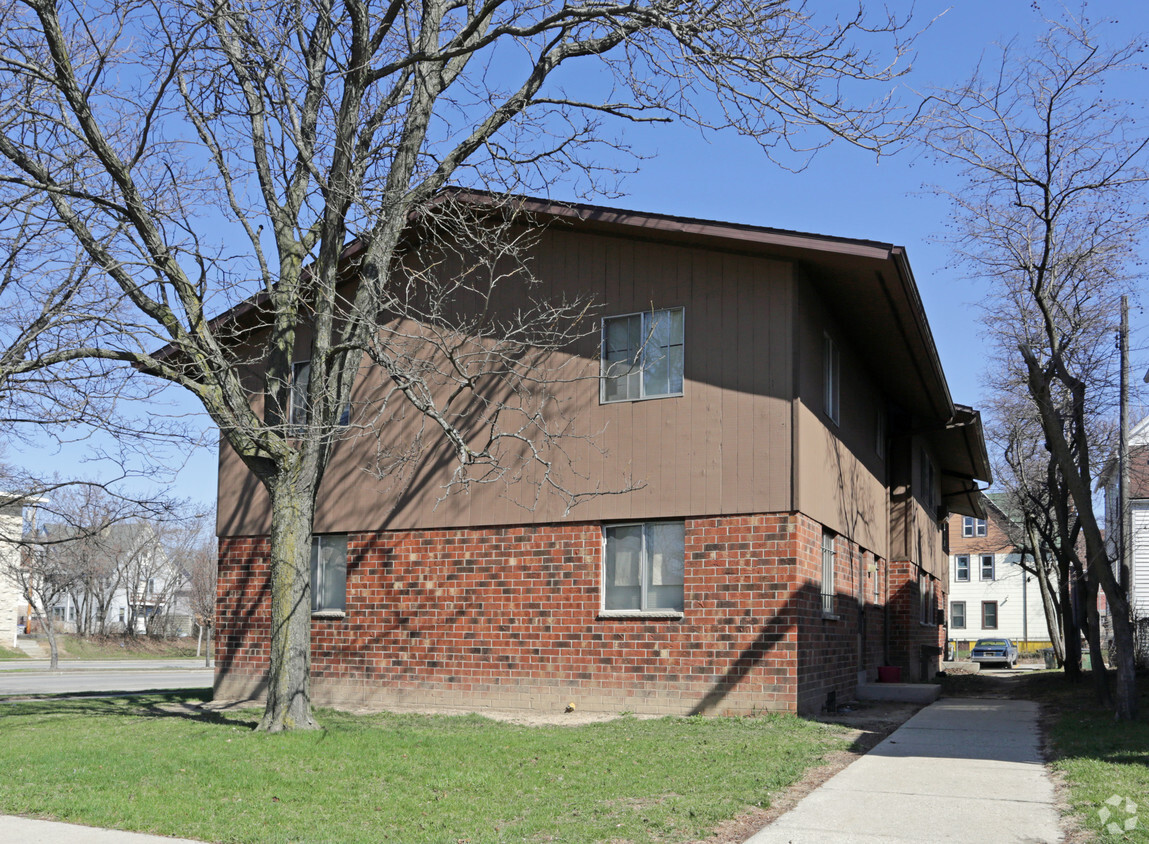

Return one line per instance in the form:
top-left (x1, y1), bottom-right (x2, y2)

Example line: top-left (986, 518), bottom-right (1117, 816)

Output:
top-left (16, 0), bottom-right (1149, 509)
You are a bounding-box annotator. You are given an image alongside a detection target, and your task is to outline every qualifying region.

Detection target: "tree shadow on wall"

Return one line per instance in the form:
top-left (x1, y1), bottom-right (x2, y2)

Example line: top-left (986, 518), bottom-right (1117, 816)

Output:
top-left (687, 581), bottom-right (864, 716)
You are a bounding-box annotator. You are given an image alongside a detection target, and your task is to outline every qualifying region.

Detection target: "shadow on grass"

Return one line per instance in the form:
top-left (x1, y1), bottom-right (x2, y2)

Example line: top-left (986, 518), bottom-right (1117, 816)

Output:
top-left (0, 689), bottom-right (258, 729)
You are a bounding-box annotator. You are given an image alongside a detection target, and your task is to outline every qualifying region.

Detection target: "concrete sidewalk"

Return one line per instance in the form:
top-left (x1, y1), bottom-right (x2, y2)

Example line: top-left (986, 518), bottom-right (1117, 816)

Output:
top-left (745, 698), bottom-right (1062, 843)
top-left (0, 815), bottom-right (207, 843)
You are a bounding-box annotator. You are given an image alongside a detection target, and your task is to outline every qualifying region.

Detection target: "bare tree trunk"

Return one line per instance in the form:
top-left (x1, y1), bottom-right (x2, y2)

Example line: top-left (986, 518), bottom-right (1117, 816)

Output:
top-left (1036, 562), bottom-right (1064, 664)
top-left (1022, 348), bottom-right (1137, 718)
top-left (205, 625), bottom-right (212, 669)
top-left (27, 603), bottom-right (62, 670)
top-left (1083, 572), bottom-right (1112, 707)
top-left (1027, 527), bottom-right (1064, 664)
top-left (256, 473), bottom-right (319, 732)
top-left (1058, 559), bottom-right (1081, 677)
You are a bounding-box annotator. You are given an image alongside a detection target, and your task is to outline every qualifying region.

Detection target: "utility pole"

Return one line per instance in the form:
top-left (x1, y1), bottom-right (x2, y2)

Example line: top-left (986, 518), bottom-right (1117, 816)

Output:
top-left (1119, 296), bottom-right (1131, 594)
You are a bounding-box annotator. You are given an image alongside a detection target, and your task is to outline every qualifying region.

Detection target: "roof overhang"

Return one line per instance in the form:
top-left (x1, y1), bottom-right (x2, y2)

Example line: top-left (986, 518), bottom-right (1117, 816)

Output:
top-left (468, 192), bottom-right (957, 424)
top-left (930, 405), bottom-right (992, 518)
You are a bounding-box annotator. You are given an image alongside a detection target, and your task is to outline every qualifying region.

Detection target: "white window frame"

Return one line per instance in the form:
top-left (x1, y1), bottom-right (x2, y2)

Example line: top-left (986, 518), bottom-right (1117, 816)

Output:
top-left (955, 554), bottom-right (970, 582)
top-left (600, 308), bottom-right (685, 403)
top-left (982, 600), bottom-right (998, 629)
top-left (311, 534), bottom-right (348, 616)
top-left (600, 521), bottom-right (685, 616)
top-left (951, 600), bottom-right (966, 629)
top-left (821, 530), bottom-right (836, 616)
top-left (823, 333), bottom-right (840, 425)
top-left (962, 516), bottom-right (987, 537)
top-left (980, 553), bottom-right (995, 581)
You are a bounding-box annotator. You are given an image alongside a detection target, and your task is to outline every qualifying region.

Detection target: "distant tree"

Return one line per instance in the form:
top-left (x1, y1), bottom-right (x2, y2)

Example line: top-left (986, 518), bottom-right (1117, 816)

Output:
top-left (188, 536), bottom-right (218, 666)
top-left (921, 13), bottom-right (1146, 718)
top-left (0, 0), bottom-right (916, 730)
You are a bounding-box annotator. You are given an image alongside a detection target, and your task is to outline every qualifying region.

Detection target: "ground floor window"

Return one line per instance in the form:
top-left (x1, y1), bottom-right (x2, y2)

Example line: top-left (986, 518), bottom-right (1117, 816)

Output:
top-left (603, 521), bottom-right (685, 612)
top-left (951, 601), bottom-right (966, 629)
top-left (821, 531), bottom-right (836, 615)
top-left (982, 600), bottom-right (998, 629)
top-left (919, 569), bottom-right (934, 625)
top-left (311, 534), bottom-right (348, 613)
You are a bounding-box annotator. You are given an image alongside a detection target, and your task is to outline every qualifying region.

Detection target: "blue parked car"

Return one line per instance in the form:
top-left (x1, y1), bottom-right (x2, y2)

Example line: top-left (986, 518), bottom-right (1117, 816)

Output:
top-left (971, 638), bottom-right (1019, 668)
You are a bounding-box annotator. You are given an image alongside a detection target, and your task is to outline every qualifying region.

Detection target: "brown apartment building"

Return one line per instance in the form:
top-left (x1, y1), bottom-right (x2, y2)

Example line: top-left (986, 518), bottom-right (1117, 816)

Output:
top-left (213, 197), bottom-right (991, 716)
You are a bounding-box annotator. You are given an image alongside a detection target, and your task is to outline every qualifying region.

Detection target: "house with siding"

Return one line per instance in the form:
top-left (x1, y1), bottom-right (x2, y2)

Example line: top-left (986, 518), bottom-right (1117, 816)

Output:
top-left (213, 196), bottom-right (991, 716)
top-left (1102, 415), bottom-right (1149, 650)
top-left (1, 496), bottom-right (26, 647)
top-left (945, 494), bottom-right (1054, 653)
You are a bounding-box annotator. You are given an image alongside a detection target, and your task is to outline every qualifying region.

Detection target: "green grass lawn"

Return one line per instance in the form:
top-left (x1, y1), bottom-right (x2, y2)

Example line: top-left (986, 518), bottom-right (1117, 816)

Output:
top-left (1036, 674), bottom-right (1149, 843)
top-left (1, 634), bottom-right (207, 660)
top-left (0, 693), bottom-right (849, 843)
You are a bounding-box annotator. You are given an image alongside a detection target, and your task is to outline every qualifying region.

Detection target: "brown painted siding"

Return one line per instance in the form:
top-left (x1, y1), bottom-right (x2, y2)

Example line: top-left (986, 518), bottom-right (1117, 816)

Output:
top-left (791, 269), bottom-right (889, 557)
top-left (218, 227), bottom-right (798, 537)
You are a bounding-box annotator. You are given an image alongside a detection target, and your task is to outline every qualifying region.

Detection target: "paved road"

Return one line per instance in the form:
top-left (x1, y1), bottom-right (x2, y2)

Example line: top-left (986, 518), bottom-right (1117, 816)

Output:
top-left (0, 658), bottom-right (209, 672)
top-left (0, 660), bottom-right (213, 695)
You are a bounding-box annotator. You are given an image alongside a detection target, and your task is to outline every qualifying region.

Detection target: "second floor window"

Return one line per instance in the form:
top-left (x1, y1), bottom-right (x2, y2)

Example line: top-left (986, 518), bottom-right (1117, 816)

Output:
top-left (290, 360), bottom-right (350, 428)
top-left (962, 516), bottom-right (987, 537)
top-left (980, 553), bottom-right (995, 581)
top-left (955, 554), bottom-right (970, 582)
top-left (601, 308), bottom-right (684, 402)
top-left (823, 334), bottom-right (840, 425)
top-left (919, 449), bottom-right (936, 512)
top-left (290, 360), bottom-right (311, 427)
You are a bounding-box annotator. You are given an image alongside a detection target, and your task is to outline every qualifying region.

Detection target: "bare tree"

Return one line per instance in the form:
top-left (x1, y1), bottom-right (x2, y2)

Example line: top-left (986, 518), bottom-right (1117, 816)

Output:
top-left (6, 542), bottom-right (75, 668)
top-left (988, 394), bottom-right (1102, 686)
top-left (0, 0), bottom-right (917, 730)
top-left (921, 13), bottom-right (1146, 718)
top-left (188, 535), bottom-right (217, 666)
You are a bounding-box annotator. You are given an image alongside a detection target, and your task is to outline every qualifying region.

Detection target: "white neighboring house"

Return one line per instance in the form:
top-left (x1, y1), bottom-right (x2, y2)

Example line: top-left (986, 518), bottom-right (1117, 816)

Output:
top-left (0, 495), bottom-right (26, 647)
top-left (946, 496), bottom-right (1054, 649)
top-left (1102, 414), bottom-right (1149, 629)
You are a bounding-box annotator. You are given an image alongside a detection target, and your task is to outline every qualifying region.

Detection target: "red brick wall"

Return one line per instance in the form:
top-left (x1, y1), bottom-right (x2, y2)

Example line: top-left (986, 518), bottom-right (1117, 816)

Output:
top-left (216, 513), bottom-right (879, 716)
top-left (886, 559), bottom-right (945, 681)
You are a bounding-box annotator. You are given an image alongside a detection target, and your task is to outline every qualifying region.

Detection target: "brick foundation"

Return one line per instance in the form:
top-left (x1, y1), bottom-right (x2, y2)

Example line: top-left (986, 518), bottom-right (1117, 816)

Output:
top-left (216, 513), bottom-right (888, 716)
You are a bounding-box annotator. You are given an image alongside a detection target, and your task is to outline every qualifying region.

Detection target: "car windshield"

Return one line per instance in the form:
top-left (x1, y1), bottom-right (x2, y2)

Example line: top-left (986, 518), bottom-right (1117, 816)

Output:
top-left (975, 639), bottom-right (1008, 647)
